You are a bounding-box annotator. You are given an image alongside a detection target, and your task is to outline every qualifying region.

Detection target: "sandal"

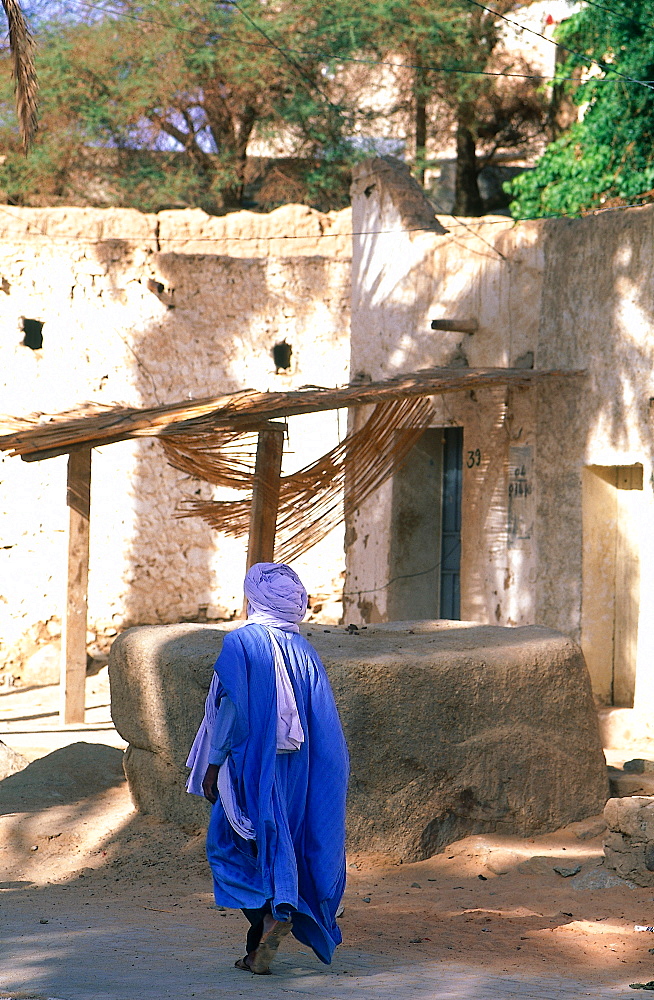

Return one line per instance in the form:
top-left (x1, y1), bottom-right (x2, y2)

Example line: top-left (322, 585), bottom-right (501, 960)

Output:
top-left (249, 919), bottom-right (293, 973)
top-left (235, 955), bottom-right (272, 975)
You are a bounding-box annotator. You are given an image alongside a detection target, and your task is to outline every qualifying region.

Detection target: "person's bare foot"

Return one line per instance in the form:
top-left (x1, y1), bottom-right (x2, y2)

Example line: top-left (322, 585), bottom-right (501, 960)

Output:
top-left (249, 916), bottom-right (293, 973)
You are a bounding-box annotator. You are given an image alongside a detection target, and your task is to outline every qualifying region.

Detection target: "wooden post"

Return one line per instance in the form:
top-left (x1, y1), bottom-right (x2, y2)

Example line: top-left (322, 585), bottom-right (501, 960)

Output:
top-left (246, 425), bottom-right (285, 572)
top-left (60, 447), bottom-right (91, 724)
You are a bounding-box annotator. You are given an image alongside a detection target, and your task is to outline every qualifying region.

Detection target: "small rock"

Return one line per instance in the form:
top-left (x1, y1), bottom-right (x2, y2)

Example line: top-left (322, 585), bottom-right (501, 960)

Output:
top-left (485, 850), bottom-right (521, 875)
top-left (577, 819), bottom-right (607, 841)
top-left (625, 760), bottom-right (654, 775)
top-left (0, 739), bottom-right (29, 781)
top-left (39, 919), bottom-right (48, 924)
top-left (572, 868), bottom-right (637, 890)
top-left (518, 855), bottom-right (559, 876)
top-left (20, 642), bottom-right (61, 686)
top-left (553, 864), bottom-right (582, 878)
top-left (478, 874), bottom-right (488, 881)
top-left (609, 771), bottom-right (654, 798)
top-left (409, 937), bottom-right (423, 943)
top-left (566, 815), bottom-right (607, 841)
top-left (30, 845), bottom-right (38, 852)
top-left (362, 896), bottom-right (371, 903)
top-left (410, 882), bottom-right (421, 888)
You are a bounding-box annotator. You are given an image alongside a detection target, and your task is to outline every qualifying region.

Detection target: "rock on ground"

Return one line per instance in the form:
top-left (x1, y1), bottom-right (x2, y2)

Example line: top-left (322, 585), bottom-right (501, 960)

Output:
top-left (108, 621), bottom-right (608, 860)
top-left (603, 795), bottom-right (654, 886)
top-left (0, 738), bottom-right (28, 781)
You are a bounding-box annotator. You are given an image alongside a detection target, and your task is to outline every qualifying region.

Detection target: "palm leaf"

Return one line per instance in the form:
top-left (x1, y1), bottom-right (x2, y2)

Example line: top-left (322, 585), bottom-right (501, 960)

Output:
top-left (2, 0), bottom-right (37, 151)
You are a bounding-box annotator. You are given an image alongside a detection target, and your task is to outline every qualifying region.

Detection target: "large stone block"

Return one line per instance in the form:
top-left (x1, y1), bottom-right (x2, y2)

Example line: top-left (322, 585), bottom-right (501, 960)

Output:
top-left (108, 620), bottom-right (608, 859)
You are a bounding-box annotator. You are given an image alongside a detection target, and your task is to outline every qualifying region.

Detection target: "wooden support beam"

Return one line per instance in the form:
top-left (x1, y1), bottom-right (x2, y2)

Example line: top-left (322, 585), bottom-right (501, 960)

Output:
top-left (60, 447), bottom-right (91, 724)
top-left (246, 424), bottom-right (285, 573)
top-left (1, 367), bottom-right (586, 461)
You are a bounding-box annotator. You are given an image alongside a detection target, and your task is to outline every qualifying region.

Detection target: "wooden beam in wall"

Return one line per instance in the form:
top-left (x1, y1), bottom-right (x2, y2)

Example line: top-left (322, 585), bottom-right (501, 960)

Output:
top-left (60, 446), bottom-right (91, 724)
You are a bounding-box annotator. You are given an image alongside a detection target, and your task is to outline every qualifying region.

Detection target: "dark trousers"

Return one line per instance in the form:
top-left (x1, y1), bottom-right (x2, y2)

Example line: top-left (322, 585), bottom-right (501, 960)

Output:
top-left (241, 901), bottom-right (272, 955)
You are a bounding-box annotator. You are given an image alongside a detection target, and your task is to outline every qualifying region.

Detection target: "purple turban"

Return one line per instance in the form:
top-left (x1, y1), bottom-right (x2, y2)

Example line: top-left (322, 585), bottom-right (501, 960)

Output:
top-left (244, 562), bottom-right (308, 631)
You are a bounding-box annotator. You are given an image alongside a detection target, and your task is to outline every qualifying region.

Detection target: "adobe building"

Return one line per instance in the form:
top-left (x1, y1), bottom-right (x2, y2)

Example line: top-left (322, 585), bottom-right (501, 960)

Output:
top-left (3, 159), bottom-right (654, 725)
top-left (0, 205), bottom-right (352, 677)
top-left (345, 158), bottom-right (654, 713)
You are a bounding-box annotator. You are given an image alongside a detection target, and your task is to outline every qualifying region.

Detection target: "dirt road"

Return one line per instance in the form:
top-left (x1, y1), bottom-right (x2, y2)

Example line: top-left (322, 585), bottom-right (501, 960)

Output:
top-left (1, 668), bottom-right (653, 999)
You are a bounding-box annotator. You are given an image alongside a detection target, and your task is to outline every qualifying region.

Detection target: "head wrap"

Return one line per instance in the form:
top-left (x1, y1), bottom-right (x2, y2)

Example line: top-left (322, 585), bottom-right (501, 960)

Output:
top-left (243, 562), bottom-right (308, 632)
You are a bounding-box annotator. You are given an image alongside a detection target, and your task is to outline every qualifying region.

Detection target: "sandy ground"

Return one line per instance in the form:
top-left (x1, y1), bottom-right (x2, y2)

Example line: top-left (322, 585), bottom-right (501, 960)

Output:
top-left (3, 668), bottom-right (654, 997)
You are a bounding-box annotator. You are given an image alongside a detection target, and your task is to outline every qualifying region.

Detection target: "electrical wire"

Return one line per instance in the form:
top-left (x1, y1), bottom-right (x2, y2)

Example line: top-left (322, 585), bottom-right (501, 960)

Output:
top-left (0, 197), bottom-right (651, 245)
top-left (459, 0), bottom-right (654, 92)
top-left (579, 0), bottom-right (645, 31)
top-left (37, 0), bottom-right (653, 255)
top-left (430, 195), bottom-right (507, 260)
top-left (51, 0), bottom-right (651, 86)
top-left (225, 0), bottom-right (340, 113)
top-left (342, 540), bottom-right (460, 597)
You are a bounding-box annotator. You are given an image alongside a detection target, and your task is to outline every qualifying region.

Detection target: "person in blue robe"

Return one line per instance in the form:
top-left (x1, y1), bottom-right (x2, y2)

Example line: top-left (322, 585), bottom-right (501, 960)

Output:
top-left (186, 562), bottom-right (349, 974)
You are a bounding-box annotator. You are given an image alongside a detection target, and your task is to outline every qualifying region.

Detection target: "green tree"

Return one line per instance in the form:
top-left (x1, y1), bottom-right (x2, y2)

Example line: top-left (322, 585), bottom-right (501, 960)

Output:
top-left (0, 0), bottom-right (550, 214)
top-left (507, 1), bottom-right (654, 218)
top-left (358, 0), bottom-right (547, 214)
top-left (0, 0), bottom-right (366, 211)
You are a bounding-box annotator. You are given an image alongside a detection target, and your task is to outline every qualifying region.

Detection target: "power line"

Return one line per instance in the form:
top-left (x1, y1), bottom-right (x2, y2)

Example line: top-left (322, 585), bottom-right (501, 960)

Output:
top-left (579, 0), bottom-right (645, 31)
top-left (459, 0), bottom-right (654, 93)
top-left (0, 197), bottom-right (651, 245)
top-left (342, 539), bottom-right (460, 597)
top-left (55, 0), bottom-right (649, 86)
top-left (430, 196), bottom-right (507, 260)
top-left (226, 0), bottom-right (340, 113)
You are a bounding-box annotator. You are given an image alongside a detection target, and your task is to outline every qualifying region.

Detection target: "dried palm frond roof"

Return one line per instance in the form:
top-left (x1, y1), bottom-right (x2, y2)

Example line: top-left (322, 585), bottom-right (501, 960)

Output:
top-left (0, 365), bottom-right (585, 462)
top-left (167, 396), bottom-right (434, 563)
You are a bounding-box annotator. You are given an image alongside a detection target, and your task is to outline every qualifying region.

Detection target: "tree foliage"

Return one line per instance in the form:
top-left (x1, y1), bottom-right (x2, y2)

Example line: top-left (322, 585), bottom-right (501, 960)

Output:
top-left (354, 0), bottom-right (547, 214)
top-left (507, 0), bottom-right (654, 218)
top-left (0, 0), bottom-right (550, 214)
top-left (0, 0), bottom-right (368, 211)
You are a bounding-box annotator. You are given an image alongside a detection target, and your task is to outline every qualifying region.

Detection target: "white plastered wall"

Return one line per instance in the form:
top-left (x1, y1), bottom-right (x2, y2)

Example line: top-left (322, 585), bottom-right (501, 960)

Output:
top-left (345, 159), bottom-right (542, 630)
top-left (346, 159), bottom-right (654, 711)
top-left (0, 205), bottom-right (352, 673)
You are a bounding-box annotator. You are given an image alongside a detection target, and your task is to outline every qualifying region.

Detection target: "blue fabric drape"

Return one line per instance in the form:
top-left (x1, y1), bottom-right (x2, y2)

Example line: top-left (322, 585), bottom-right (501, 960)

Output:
top-left (205, 623), bottom-right (349, 964)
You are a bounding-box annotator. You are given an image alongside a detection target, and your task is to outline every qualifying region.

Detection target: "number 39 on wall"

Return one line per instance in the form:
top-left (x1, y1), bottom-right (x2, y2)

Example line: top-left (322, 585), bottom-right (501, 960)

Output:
top-left (466, 448), bottom-right (481, 468)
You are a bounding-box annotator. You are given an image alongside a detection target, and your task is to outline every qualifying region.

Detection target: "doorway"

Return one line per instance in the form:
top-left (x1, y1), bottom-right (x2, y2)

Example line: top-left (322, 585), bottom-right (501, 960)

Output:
top-left (581, 464), bottom-right (643, 706)
top-left (388, 427), bottom-right (463, 621)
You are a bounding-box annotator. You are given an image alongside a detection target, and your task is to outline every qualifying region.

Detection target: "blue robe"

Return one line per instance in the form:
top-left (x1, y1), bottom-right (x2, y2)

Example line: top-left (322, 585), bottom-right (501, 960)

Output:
top-left (205, 623), bottom-right (349, 964)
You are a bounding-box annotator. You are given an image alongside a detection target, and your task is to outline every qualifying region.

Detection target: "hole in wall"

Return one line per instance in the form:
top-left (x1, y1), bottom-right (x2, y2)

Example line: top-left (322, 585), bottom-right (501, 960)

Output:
top-left (272, 340), bottom-right (292, 372)
top-left (21, 318), bottom-right (44, 350)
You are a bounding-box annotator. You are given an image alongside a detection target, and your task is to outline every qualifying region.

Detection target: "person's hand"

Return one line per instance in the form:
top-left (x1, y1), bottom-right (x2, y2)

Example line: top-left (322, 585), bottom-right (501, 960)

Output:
top-left (202, 763), bottom-right (219, 804)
